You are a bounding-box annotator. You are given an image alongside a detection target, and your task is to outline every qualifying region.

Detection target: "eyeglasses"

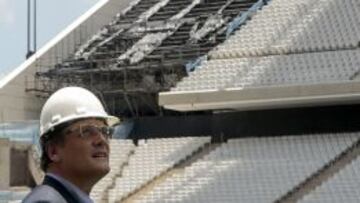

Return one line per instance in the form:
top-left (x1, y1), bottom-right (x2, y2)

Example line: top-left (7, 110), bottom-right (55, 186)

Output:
top-left (66, 124), bottom-right (114, 139)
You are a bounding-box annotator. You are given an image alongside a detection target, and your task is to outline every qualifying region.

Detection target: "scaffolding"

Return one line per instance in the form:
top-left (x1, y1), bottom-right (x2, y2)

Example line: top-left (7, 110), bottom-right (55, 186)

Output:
top-left (27, 0), bottom-right (263, 118)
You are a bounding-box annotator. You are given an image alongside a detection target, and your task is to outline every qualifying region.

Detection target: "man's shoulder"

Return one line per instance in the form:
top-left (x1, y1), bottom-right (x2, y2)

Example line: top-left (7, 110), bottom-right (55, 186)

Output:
top-left (22, 184), bottom-right (67, 203)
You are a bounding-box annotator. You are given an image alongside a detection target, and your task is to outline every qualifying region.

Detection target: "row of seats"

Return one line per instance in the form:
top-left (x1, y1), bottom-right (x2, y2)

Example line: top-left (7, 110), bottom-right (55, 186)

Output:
top-left (90, 139), bottom-right (135, 202)
top-left (172, 49), bottom-right (360, 92)
top-left (135, 133), bottom-right (360, 203)
top-left (210, 0), bottom-right (360, 59)
top-left (300, 148), bottom-right (360, 203)
top-left (108, 137), bottom-right (210, 203)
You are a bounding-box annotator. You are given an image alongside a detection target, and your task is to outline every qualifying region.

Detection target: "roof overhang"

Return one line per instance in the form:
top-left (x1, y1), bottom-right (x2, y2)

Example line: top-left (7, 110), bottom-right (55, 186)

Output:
top-left (159, 81), bottom-right (360, 111)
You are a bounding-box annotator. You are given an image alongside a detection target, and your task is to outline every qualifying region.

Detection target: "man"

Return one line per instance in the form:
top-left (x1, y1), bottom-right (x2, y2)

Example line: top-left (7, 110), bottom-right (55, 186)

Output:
top-left (23, 87), bottom-right (119, 203)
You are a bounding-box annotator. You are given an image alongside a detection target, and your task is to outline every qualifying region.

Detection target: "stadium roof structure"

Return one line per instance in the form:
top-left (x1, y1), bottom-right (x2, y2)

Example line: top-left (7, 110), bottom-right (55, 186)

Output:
top-left (159, 0), bottom-right (360, 112)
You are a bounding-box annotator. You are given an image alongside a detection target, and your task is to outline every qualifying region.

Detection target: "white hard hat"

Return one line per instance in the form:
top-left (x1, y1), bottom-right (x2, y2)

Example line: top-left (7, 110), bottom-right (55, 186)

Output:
top-left (40, 86), bottom-right (119, 136)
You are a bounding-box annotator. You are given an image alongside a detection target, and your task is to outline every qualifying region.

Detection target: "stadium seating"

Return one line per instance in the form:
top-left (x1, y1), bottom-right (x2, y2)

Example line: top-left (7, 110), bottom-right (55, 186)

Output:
top-left (210, 0), bottom-right (360, 59)
top-left (107, 137), bottom-right (210, 203)
top-left (168, 0), bottom-right (360, 93)
top-left (90, 139), bottom-right (135, 202)
top-left (134, 133), bottom-right (359, 203)
top-left (300, 151), bottom-right (360, 203)
top-left (172, 49), bottom-right (360, 91)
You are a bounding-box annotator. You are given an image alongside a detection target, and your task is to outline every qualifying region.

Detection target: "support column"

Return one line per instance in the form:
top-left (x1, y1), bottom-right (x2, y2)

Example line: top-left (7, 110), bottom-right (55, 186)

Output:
top-left (0, 138), bottom-right (10, 190)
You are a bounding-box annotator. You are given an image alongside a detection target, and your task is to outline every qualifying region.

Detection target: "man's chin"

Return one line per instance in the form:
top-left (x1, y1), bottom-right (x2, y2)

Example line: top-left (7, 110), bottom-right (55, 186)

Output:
top-left (94, 163), bottom-right (110, 176)
top-left (89, 159), bottom-right (110, 176)
top-left (86, 167), bottom-right (109, 183)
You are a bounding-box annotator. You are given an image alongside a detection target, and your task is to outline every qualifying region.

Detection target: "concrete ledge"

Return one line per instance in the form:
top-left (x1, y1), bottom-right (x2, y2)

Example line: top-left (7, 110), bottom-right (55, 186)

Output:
top-left (159, 81), bottom-right (360, 111)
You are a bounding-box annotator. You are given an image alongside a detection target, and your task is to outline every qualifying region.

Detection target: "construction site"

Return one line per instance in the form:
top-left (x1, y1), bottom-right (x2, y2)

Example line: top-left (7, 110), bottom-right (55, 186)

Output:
top-left (1, 0), bottom-right (360, 202)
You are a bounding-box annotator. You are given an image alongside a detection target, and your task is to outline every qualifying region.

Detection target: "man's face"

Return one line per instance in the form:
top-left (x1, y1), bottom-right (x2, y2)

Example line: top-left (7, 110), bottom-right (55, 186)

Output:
top-left (56, 118), bottom-right (111, 179)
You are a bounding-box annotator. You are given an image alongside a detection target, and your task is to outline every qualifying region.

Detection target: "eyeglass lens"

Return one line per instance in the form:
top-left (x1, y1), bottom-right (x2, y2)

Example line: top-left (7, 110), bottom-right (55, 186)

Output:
top-left (80, 125), bottom-right (114, 139)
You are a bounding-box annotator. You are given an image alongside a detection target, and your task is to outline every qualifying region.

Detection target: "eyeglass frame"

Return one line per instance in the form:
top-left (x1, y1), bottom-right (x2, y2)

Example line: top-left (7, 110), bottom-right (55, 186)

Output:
top-left (63, 124), bottom-right (114, 139)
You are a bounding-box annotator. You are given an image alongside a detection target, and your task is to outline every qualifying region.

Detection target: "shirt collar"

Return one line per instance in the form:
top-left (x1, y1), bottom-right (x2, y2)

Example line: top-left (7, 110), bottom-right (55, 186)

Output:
top-left (47, 173), bottom-right (94, 203)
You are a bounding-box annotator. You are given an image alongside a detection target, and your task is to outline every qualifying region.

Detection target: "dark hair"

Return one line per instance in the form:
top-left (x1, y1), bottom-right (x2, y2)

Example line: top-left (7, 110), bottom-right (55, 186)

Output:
top-left (40, 123), bottom-right (69, 172)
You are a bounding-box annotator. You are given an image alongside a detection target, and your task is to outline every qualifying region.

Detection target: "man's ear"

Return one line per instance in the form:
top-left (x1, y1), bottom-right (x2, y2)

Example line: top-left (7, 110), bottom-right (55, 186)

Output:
top-left (47, 143), bottom-right (61, 162)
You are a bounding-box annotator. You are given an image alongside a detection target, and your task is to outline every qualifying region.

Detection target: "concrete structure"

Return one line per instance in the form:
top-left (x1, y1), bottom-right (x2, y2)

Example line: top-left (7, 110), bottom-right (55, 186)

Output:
top-left (0, 138), bottom-right (10, 190)
top-left (10, 142), bottom-right (33, 187)
top-left (0, 0), bottom-right (132, 122)
top-left (159, 81), bottom-right (360, 112)
top-left (0, 139), bottom-right (38, 189)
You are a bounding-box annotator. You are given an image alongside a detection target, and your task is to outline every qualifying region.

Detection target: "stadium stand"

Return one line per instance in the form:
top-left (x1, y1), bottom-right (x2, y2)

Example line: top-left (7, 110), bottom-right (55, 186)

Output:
top-left (159, 0), bottom-right (360, 112)
top-left (170, 0), bottom-right (360, 92)
top-left (172, 49), bottom-right (360, 91)
top-left (12, 0), bottom-right (360, 202)
top-left (132, 133), bottom-right (359, 203)
top-left (300, 152), bottom-right (360, 203)
top-left (90, 139), bottom-right (135, 202)
top-left (210, 0), bottom-right (360, 58)
top-left (108, 137), bottom-right (210, 203)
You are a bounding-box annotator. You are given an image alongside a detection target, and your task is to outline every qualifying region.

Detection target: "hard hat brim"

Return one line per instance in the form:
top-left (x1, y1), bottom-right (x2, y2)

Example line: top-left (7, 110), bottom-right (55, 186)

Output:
top-left (106, 115), bottom-right (121, 127)
top-left (41, 113), bottom-right (120, 136)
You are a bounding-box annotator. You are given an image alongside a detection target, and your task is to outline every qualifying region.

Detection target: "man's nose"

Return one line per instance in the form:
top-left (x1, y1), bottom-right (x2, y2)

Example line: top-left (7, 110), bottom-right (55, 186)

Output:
top-left (92, 131), bottom-right (109, 146)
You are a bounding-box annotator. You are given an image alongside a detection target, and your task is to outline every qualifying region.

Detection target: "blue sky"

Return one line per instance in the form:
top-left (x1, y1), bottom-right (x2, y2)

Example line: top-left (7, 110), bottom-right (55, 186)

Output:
top-left (0, 0), bottom-right (99, 77)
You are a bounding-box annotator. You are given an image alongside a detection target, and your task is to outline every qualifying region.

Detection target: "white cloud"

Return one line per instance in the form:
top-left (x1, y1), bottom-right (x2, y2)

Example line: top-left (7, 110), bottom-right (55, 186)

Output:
top-left (0, 0), bottom-right (15, 25)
